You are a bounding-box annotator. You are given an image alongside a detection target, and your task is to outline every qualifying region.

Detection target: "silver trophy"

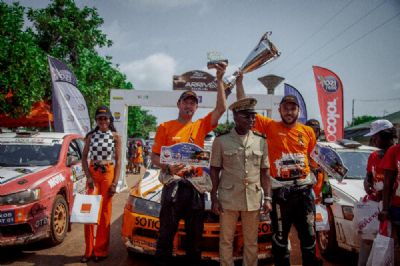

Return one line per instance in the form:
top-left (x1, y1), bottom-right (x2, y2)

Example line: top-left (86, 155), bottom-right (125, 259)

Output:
top-left (207, 51), bottom-right (228, 69)
top-left (224, 32), bottom-right (280, 94)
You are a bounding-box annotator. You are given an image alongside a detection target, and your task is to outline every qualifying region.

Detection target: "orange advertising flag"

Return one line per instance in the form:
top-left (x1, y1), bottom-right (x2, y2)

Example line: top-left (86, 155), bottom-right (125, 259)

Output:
top-left (312, 66), bottom-right (344, 142)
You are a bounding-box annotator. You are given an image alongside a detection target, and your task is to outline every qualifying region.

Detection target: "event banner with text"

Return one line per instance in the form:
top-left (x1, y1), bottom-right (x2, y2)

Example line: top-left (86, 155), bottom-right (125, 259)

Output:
top-left (312, 66), bottom-right (344, 142)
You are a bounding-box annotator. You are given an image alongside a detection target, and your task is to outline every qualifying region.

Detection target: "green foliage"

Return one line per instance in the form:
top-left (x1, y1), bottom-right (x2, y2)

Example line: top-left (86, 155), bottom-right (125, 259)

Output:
top-left (214, 121), bottom-right (234, 135)
top-left (0, 2), bottom-right (49, 116)
top-left (351, 115), bottom-right (378, 127)
top-left (0, 0), bottom-right (156, 135)
top-left (128, 107), bottom-right (157, 139)
top-left (27, 0), bottom-right (111, 67)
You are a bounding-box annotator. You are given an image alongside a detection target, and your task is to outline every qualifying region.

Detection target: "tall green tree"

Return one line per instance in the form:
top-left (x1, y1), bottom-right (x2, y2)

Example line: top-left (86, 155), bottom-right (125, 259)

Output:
top-left (351, 115), bottom-right (378, 127)
top-left (0, 0), bottom-right (156, 135)
top-left (128, 108), bottom-right (157, 138)
top-left (27, 0), bottom-right (132, 117)
top-left (0, 2), bottom-right (49, 116)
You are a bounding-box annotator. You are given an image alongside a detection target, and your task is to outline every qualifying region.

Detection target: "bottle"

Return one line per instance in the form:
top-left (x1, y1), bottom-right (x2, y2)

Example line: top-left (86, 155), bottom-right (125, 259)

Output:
top-left (322, 180), bottom-right (334, 205)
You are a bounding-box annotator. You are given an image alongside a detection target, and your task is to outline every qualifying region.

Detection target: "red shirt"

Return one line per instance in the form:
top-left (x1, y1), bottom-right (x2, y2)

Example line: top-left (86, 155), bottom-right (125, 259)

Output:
top-left (380, 144), bottom-right (400, 207)
top-left (367, 151), bottom-right (385, 191)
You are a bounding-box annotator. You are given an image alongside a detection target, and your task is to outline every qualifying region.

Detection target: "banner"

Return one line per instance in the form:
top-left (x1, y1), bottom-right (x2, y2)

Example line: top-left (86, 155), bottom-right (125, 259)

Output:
top-left (312, 66), bottom-right (344, 142)
top-left (48, 56), bottom-right (91, 135)
top-left (284, 83), bottom-right (307, 124)
top-left (173, 70), bottom-right (217, 91)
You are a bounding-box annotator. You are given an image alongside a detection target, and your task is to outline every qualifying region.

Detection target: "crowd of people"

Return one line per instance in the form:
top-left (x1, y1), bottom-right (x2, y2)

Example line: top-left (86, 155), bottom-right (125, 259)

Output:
top-left (82, 62), bottom-right (399, 265)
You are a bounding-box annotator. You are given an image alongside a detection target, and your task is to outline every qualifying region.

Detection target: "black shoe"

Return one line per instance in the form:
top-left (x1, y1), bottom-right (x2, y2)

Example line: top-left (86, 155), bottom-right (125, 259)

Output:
top-left (80, 256), bottom-right (91, 263)
top-left (94, 256), bottom-right (108, 262)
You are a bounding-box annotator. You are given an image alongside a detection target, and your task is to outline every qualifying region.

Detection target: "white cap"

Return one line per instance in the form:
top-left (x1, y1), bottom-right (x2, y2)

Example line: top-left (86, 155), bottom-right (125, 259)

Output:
top-left (364, 119), bottom-right (393, 136)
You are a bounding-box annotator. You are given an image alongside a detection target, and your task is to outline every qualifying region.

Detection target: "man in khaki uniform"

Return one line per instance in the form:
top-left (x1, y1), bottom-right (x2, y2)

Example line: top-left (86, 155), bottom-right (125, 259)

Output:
top-left (210, 98), bottom-right (272, 266)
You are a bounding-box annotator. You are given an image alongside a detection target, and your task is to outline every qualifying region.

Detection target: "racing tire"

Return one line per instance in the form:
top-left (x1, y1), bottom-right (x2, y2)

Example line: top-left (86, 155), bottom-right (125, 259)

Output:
top-left (316, 206), bottom-right (338, 259)
top-left (47, 195), bottom-right (69, 245)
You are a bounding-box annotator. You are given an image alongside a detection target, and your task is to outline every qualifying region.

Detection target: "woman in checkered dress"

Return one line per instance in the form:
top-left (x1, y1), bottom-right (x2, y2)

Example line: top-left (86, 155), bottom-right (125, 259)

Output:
top-left (80, 106), bottom-right (122, 263)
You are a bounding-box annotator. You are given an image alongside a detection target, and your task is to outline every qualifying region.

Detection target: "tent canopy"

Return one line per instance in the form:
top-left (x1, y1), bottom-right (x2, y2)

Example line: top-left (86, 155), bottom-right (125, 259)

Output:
top-left (0, 101), bottom-right (53, 128)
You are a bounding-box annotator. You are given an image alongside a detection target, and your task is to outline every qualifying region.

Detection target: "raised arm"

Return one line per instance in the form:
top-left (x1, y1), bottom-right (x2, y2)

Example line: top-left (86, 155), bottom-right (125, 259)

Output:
top-left (235, 71), bottom-right (246, 100)
top-left (210, 63), bottom-right (228, 126)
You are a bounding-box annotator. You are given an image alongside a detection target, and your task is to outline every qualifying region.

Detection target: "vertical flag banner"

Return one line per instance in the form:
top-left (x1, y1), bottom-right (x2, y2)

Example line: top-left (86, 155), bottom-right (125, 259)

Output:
top-left (284, 83), bottom-right (308, 124)
top-left (48, 56), bottom-right (91, 135)
top-left (312, 66), bottom-right (344, 142)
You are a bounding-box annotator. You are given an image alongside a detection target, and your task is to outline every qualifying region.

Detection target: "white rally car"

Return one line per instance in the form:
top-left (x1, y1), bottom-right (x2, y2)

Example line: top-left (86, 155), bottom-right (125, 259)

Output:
top-left (316, 140), bottom-right (377, 257)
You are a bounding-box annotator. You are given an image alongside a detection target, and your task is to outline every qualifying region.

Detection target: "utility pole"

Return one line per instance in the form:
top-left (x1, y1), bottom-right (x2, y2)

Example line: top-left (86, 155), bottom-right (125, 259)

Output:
top-left (351, 99), bottom-right (355, 126)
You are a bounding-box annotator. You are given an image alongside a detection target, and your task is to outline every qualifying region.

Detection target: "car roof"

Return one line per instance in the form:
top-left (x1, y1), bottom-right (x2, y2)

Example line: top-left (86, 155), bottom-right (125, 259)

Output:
top-left (318, 140), bottom-right (378, 151)
top-left (0, 132), bottom-right (81, 143)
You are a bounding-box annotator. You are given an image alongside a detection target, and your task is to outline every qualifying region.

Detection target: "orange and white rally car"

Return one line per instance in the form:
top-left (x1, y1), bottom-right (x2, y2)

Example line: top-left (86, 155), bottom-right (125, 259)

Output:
top-left (121, 168), bottom-right (273, 262)
top-left (0, 131), bottom-right (86, 246)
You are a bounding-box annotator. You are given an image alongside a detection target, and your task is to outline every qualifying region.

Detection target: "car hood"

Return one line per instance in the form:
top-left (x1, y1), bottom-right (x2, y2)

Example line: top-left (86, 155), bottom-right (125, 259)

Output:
top-left (0, 166), bottom-right (52, 192)
top-left (330, 178), bottom-right (366, 202)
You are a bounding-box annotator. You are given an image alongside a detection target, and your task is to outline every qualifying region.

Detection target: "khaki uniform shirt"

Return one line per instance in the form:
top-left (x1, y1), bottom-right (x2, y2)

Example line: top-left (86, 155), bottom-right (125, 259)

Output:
top-left (210, 130), bottom-right (269, 211)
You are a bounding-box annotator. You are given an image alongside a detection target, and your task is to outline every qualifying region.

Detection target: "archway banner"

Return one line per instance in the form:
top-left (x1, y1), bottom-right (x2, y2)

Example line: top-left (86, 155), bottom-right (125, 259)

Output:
top-left (172, 70), bottom-right (217, 91)
top-left (48, 56), bottom-right (91, 135)
top-left (312, 66), bottom-right (344, 142)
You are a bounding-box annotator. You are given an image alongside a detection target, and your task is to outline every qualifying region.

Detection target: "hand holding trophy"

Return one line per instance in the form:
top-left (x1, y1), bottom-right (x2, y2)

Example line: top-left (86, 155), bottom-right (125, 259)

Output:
top-left (222, 31), bottom-right (280, 95)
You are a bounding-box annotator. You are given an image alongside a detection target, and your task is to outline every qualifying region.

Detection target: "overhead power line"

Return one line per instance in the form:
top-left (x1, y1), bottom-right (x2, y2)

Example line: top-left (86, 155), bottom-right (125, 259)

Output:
top-left (269, 0), bottom-right (355, 73)
top-left (282, 0), bottom-right (387, 77)
top-left (289, 9), bottom-right (400, 82)
top-left (318, 10), bottom-right (400, 64)
top-left (355, 97), bottom-right (400, 103)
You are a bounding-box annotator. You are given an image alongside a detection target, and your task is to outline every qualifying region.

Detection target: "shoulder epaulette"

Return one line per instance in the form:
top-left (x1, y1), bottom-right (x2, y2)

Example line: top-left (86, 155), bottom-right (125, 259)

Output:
top-left (216, 130), bottom-right (230, 137)
top-left (252, 131), bottom-right (266, 139)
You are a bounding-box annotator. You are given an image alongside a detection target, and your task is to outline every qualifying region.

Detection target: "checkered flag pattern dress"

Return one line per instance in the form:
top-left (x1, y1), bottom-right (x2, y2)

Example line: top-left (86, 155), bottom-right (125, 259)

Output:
top-left (89, 130), bottom-right (115, 161)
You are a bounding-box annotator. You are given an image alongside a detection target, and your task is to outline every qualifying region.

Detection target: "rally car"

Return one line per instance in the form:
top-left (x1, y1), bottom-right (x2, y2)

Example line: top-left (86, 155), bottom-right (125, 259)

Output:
top-left (0, 131), bottom-right (86, 246)
top-left (121, 168), bottom-right (273, 262)
top-left (316, 140), bottom-right (377, 257)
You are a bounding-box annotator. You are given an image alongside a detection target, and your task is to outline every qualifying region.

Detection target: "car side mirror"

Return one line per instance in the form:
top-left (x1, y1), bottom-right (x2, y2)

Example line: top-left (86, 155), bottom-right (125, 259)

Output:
top-left (66, 156), bottom-right (73, 167)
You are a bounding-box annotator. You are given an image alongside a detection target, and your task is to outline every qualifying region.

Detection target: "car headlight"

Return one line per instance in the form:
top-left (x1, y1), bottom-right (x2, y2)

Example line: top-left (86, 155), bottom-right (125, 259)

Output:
top-left (0, 188), bottom-right (41, 206)
top-left (125, 196), bottom-right (161, 217)
top-left (342, 205), bottom-right (354, 220)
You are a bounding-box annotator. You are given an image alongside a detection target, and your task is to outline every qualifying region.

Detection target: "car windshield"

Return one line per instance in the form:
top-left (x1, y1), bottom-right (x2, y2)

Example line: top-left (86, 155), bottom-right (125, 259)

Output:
top-left (0, 144), bottom-right (62, 167)
top-left (337, 150), bottom-right (372, 179)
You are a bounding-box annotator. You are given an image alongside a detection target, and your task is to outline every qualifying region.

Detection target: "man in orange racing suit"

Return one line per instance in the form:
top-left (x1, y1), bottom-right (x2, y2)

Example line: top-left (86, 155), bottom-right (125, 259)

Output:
top-left (151, 63), bottom-right (227, 266)
top-left (235, 74), bottom-right (322, 266)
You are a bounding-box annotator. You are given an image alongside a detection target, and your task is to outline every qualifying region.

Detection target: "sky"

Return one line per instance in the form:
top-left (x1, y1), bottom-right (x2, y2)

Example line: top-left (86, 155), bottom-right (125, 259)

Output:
top-left (9, 0), bottom-right (400, 126)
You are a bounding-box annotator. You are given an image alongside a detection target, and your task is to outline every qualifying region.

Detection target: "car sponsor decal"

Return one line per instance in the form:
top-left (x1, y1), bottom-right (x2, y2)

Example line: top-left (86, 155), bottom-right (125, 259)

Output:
top-left (135, 216), bottom-right (160, 230)
top-left (48, 174), bottom-right (65, 188)
top-left (35, 217), bottom-right (48, 228)
top-left (71, 165), bottom-right (85, 182)
top-left (132, 239), bottom-right (157, 249)
top-left (0, 166), bottom-right (50, 184)
top-left (73, 177), bottom-right (87, 195)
